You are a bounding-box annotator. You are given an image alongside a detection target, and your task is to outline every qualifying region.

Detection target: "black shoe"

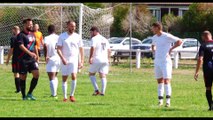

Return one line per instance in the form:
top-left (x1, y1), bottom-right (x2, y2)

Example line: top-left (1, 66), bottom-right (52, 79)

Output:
top-left (15, 91), bottom-right (21, 93)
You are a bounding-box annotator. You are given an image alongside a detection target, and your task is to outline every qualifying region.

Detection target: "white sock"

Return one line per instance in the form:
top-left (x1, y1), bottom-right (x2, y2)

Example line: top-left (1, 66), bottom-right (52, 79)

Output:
top-left (101, 78), bottom-right (107, 94)
top-left (158, 83), bottom-right (164, 103)
top-left (62, 81), bottom-right (67, 99)
top-left (90, 76), bottom-right (99, 91)
top-left (165, 84), bottom-right (172, 104)
top-left (54, 77), bottom-right (58, 96)
top-left (70, 80), bottom-right (77, 97)
top-left (50, 80), bottom-right (54, 96)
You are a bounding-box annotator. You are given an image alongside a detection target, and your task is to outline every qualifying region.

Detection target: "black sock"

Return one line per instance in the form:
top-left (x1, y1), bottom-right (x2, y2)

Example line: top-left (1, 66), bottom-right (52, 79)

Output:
top-left (28, 78), bottom-right (38, 95)
top-left (206, 90), bottom-right (212, 109)
top-left (15, 78), bottom-right (20, 92)
top-left (20, 80), bottom-right (26, 98)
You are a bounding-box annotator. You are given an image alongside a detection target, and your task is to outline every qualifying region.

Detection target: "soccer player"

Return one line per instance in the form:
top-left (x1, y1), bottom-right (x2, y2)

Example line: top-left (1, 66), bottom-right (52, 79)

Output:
top-left (14, 18), bottom-right (39, 100)
top-left (34, 23), bottom-right (44, 61)
top-left (151, 22), bottom-right (182, 107)
top-left (43, 24), bottom-right (61, 99)
top-left (194, 31), bottom-right (213, 111)
top-left (89, 26), bottom-right (111, 96)
top-left (57, 20), bottom-right (84, 102)
top-left (6, 26), bottom-right (21, 93)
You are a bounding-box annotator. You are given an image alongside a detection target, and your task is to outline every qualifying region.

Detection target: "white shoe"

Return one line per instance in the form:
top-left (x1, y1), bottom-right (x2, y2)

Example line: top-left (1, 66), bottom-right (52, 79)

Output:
top-left (158, 102), bottom-right (163, 107)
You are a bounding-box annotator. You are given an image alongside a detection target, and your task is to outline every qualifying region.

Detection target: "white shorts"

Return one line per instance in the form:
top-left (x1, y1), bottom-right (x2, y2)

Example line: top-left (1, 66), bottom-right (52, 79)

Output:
top-left (154, 60), bottom-right (172, 79)
top-left (89, 62), bottom-right (109, 74)
top-left (46, 59), bottom-right (61, 72)
top-left (61, 61), bottom-right (78, 76)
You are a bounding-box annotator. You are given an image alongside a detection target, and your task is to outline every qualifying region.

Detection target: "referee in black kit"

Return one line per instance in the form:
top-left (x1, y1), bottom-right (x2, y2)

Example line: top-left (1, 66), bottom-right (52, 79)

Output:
top-left (194, 30), bottom-right (213, 111)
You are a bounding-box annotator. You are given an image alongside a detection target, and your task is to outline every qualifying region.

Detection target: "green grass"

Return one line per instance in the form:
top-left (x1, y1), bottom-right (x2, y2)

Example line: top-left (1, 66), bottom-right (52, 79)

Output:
top-left (0, 60), bottom-right (212, 117)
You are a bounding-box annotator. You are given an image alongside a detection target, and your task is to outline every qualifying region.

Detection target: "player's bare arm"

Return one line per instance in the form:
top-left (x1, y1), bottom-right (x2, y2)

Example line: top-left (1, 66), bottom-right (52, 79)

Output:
top-left (43, 43), bottom-right (49, 63)
top-left (6, 48), bottom-right (13, 65)
top-left (89, 46), bottom-right (95, 64)
top-left (34, 45), bottom-right (39, 62)
top-left (169, 40), bottom-right (182, 55)
top-left (151, 45), bottom-right (156, 53)
top-left (19, 44), bottom-right (37, 59)
top-left (108, 49), bottom-right (111, 64)
top-left (79, 47), bottom-right (84, 69)
top-left (57, 45), bottom-right (67, 65)
top-left (194, 56), bottom-right (203, 81)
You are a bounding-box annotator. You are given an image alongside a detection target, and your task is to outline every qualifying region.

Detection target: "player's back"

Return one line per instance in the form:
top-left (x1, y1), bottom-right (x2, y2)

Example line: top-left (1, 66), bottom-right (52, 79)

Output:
top-left (44, 33), bottom-right (59, 58)
top-left (92, 34), bottom-right (109, 63)
top-left (201, 40), bottom-right (213, 64)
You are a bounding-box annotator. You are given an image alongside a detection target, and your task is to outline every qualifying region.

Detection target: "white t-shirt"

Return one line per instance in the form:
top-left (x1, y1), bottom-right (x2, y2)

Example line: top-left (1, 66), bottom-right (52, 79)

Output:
top-left (152, 32), bottom-right (180, 63)
top-left (44, 33), bottom-right (60, 61)
top-left (91, 34), bottom-right (110, 63)
top-left (57, 32), bottom-right (83, 63)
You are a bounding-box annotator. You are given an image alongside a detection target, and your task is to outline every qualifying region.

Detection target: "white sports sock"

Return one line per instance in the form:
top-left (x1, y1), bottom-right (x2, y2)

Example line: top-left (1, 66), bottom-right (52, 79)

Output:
top-left (70, 80), bottom-right (77, 96)
top-left (165, 84), bottom-right (172, 104)
top-left (62, 81), bottom-right (67, 99)
top-left (50, 80), bottom-right (54, 96)
top-left (158, 83), bottom-right (164, 103)
top-left (101, 78), bottom-right (107, 94)
top-left (54, 77), bottom-right (58, 96)
top-left (90, 76), bottom-right (99, 91)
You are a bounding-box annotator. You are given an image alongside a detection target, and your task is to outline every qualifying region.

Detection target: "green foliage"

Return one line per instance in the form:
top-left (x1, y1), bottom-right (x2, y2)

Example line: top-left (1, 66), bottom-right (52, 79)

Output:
top-left (83, 3), bottom-right (105, 9)
top-left (110, 5), bottom-right (129, 37)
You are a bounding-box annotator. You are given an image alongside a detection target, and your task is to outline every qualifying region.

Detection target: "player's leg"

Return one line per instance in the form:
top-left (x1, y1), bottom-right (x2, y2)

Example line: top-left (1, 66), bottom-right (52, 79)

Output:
top-left (69, 62), bottom-right (78, 102)
top-left (26, 61), bottom-right (39, 100)
top-left (12, 63), bottom-right (21, 93)
top-left (14, 73), bottom-right (20, 93)
top-left (48, 72), bottom-right (58, 97)
top-left (203, 72), bottom-right (213, 111)
top-left (89, 63), bottom-right (100, 95)
top-left (61, 64), bottom-right (70, 102)
top-left (99, 63), bottom-right (109, 96)
top-left (155, 63), bottom-right (164, 106)
top-left (18, 61), bottom-right (28, 100)
top-left (19, 73), bottom-right (27, 100)
top-left (163, 61), bottom-right (172, 107)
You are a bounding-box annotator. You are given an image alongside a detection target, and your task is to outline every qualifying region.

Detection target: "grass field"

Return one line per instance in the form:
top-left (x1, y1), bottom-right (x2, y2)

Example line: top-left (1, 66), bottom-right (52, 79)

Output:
top-left (0, 59), bottom-right (212, 117)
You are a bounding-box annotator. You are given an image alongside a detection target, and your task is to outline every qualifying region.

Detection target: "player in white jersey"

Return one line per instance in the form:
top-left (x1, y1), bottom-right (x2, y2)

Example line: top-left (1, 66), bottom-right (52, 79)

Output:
top-left (89, 26), bottom-right (111, 96)
top-left (44, 24), bottom-right (61, 99)
top-left (57, 20), bottom-right (84, 102)
top-left (151, 22), bottom-right (182, 107)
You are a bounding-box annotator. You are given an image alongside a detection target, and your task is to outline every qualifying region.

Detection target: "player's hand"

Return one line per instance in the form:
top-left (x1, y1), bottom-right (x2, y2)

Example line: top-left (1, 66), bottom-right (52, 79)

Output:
top-left (45, 57), bottom-right (49, 63)
top-left (62, 58), bottom-right (67, 65)
top-left (194, 73), bottom-right (199, 81)
top-left (78, 62), bottom-right (83, 69)
top-left (30, 52), bottom-right (37, 59)
top-left (89, 58), bottom-right (93, 64)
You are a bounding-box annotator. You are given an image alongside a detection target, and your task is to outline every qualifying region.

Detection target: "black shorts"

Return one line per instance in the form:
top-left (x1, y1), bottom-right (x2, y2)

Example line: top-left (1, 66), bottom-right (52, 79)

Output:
top-left (17, 59), bottom-right (39, 74)
top-left (203, 68), bottom-right (213, 87)
top-left (12, 62), bottom-right (20, 73)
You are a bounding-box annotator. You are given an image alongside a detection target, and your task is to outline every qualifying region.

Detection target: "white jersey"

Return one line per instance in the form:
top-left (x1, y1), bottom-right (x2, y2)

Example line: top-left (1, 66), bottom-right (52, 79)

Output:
top-left (91, 34), bottom-right (110, 63)
top-left (44, 33), bottom-right (60, 61)
top-left (57, 32), bottom-right (83, 63)
top-left (152, 32), bottom-right (180, 63)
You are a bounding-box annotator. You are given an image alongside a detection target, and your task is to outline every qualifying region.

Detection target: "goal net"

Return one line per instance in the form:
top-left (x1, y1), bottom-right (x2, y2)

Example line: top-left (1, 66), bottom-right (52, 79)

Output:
top-left (0, 3), bottom-right (114, 57)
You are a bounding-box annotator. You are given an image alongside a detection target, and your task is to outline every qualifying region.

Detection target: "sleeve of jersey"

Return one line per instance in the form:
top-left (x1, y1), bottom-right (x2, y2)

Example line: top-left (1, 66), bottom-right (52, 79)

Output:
top-left (151, 37), bottom-right (156, 45)
top-left (57, 35), bottom-right (63, 47)
top-left (17, 34), bottom-right (24, 47)
top-left (198, 45), bottom-right (204, 57)
top-left (10, 37), bottom-right (14, 48)
top-left (91, 38), bottom-right (96, 47)
top-left (168, 34), bottom-right (180, 43)
top-left (44, 37), bottom-right (47, 44)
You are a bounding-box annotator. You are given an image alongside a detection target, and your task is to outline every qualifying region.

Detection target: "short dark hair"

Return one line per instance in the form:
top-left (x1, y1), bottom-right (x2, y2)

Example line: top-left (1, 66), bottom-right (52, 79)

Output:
top-left (152, 22), bottom-right (162, 30)
top-left (90, 26), bottom-right (99, 32)
top-left (23, 18), bottom-right (32, 24)
top-left (66, 20), bottom-right (75, 25)
top-left (48, 24), bottom-right (55, 34)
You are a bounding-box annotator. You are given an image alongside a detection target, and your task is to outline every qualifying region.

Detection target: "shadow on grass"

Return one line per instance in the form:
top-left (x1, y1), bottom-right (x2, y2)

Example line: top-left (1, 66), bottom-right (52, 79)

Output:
top-left (0, 97), bottom-right (22, 101)
top-left (87, 102), bottom-right (110, 106)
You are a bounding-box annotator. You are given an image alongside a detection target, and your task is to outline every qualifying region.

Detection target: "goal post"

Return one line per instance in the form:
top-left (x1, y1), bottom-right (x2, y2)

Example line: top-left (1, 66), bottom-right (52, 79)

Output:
top-left (0, 3), bottom-right (114, 64)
